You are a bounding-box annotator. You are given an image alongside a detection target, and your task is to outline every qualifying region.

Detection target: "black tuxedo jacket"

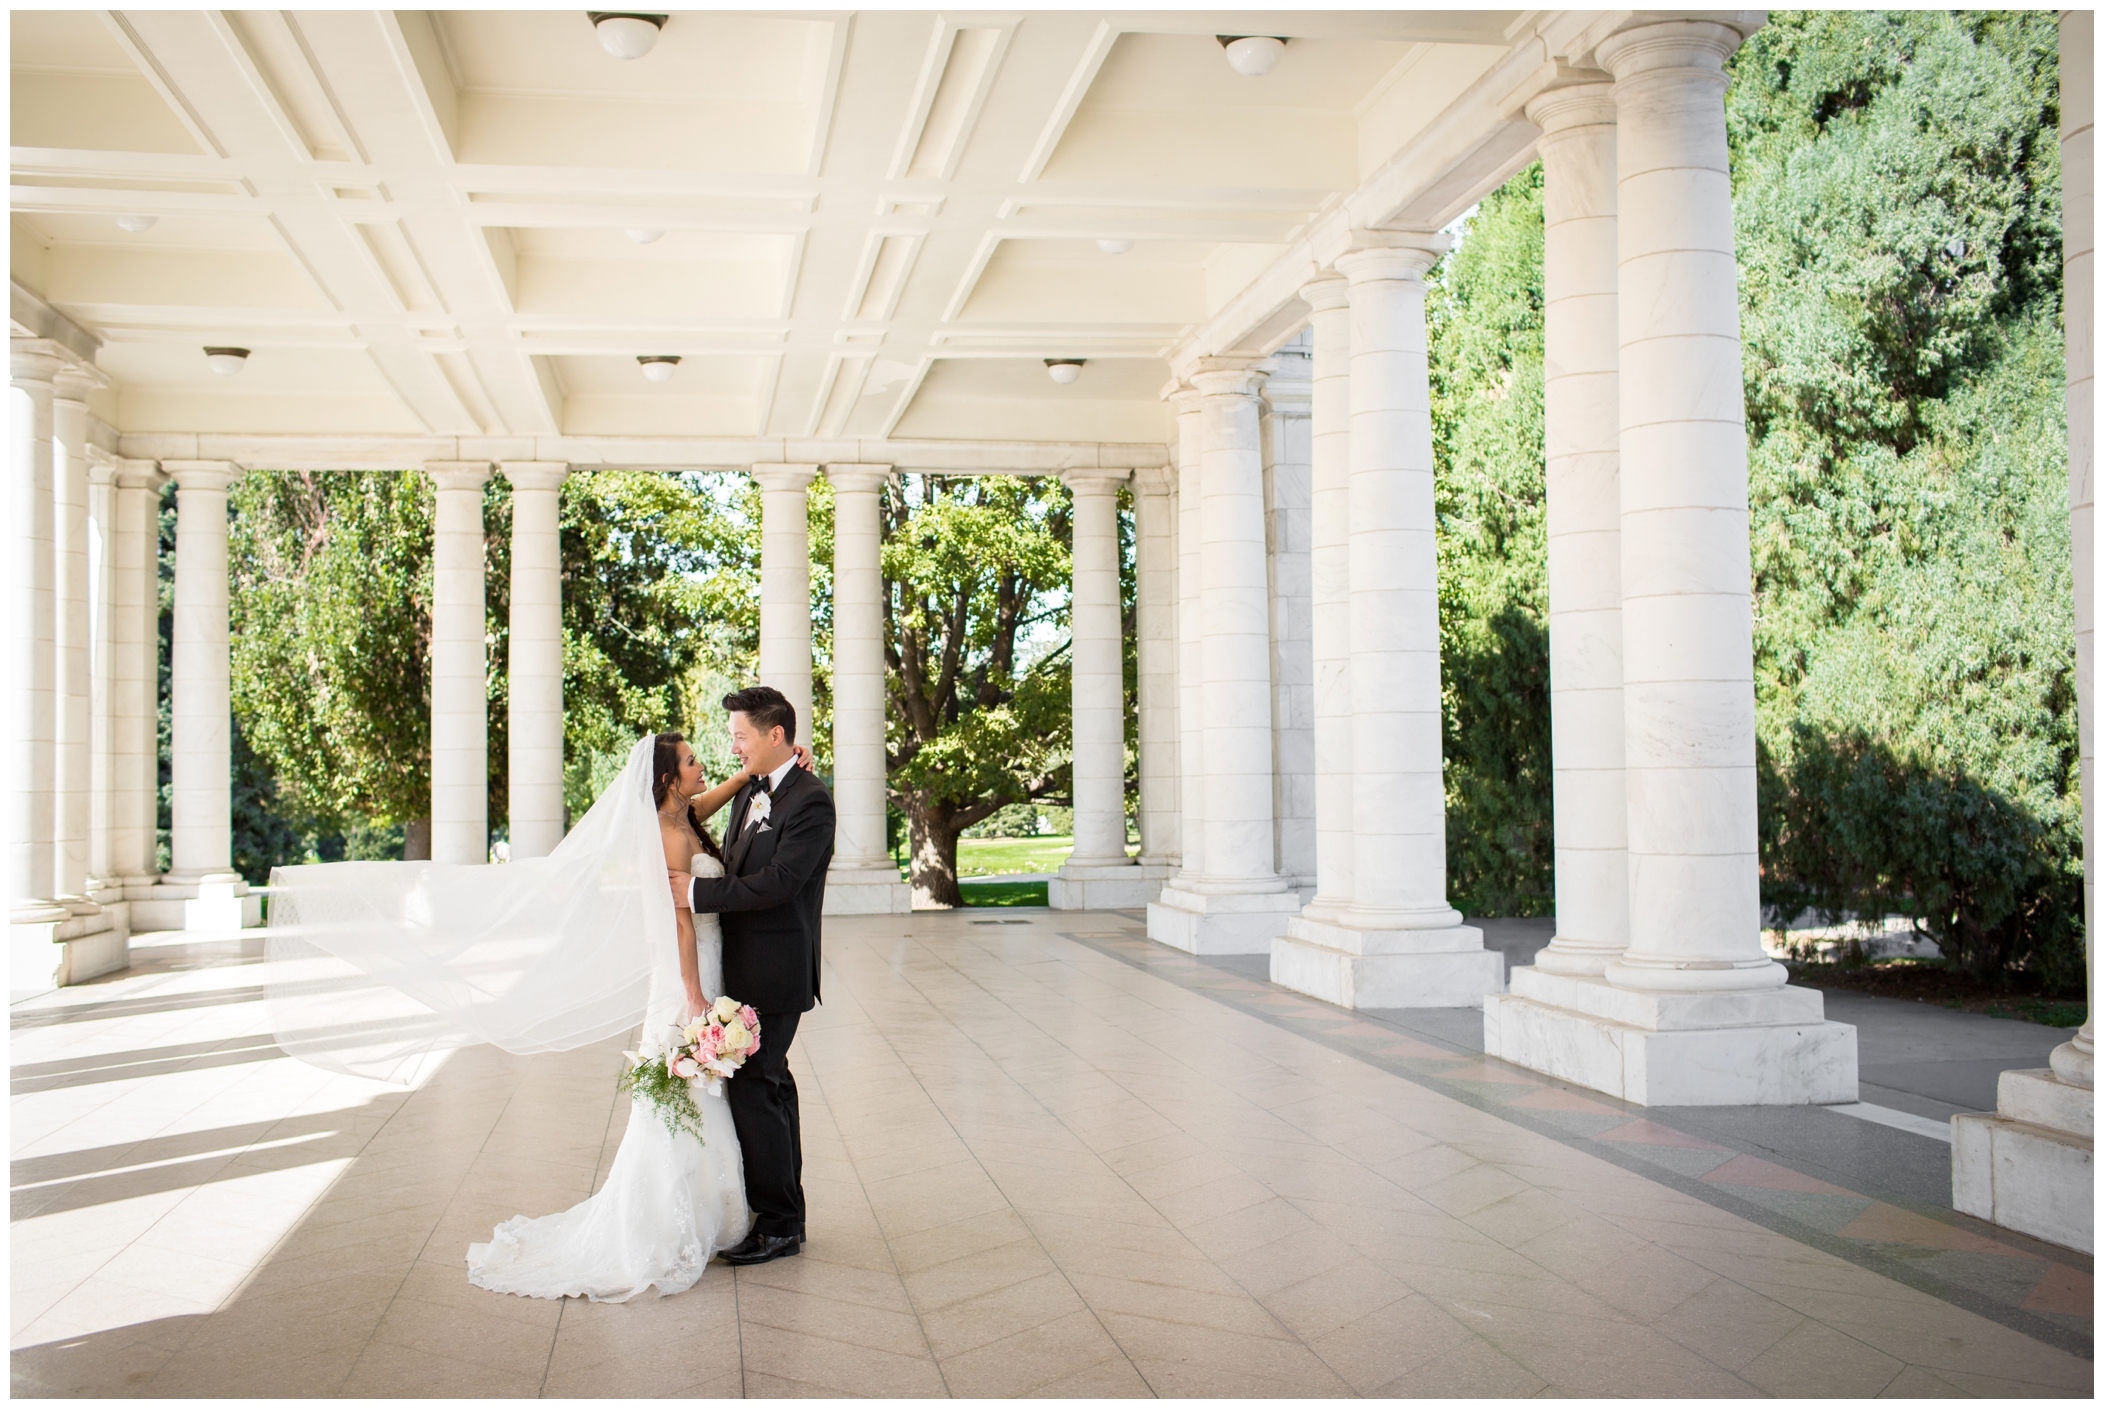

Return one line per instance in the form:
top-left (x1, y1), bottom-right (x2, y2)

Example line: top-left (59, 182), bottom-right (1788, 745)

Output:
top-left (689, 765), bottom-right (833, 1014)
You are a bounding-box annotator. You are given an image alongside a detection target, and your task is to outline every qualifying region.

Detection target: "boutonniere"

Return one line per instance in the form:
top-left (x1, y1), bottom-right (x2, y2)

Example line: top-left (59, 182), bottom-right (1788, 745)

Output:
top-left (747, 793), bottom-right (773, 828)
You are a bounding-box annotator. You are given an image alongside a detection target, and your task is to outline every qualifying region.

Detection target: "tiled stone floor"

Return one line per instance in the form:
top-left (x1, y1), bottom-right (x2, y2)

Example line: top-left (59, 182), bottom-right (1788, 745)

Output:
top-left (10, 909), bottom-right (2095, 1398)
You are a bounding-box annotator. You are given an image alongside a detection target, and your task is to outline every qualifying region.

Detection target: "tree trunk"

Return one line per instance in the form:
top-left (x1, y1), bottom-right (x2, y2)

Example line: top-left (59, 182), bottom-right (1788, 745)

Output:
top-left (403, 817), bottom-right (432, 861)
top-left (905, 797), bottom-right (965, 908)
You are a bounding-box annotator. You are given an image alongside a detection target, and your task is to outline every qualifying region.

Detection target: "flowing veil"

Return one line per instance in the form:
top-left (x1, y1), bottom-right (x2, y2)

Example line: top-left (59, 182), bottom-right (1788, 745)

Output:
top-left (266, 734), bottom-right (672, 1084)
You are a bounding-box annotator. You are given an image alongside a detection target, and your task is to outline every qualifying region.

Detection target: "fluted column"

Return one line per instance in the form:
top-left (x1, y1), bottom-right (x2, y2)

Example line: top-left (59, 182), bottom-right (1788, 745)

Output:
top-left (753, 464), bottom-right (817, 736)
top-left (1147, 361), bottom-right (1299, 954)
top-left (428, 462), bottom-right (491, 866)
top-left (1298, 277), bottom-right (1354, 922)
top-left (1131, 464), bottom-right (1180, 871)
top-left (1274, 240), bottom-right (1501, 1008)
top-left (51, 374), bottom-right (99, 915)
top-left (9, 342), bottom-right (65, 939)
top-left (162, 461), bottom-right (240, 886)
top-left (110, 461), bottom-right (163, 896)
top-left (822, 463), bottom-right (909, 914)
top-left (1598, 23), bottom-right (1776, 995)
top-left (502, 462), bottom-right (568, 859)
top-left (1486, 18), bottom-right (1852, 1106)
top-left (1171, 391), bottom-right (1206, 883)
top-left (1052, 467), bottom-right (1147, 909)
top-left (1530, 81), bottom-right (1630, 977)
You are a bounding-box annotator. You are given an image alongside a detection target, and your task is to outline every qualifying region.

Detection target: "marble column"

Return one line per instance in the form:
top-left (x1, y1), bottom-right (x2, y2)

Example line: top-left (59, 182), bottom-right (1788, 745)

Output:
top-left (752, 465), bottom-right (817, 741)
top-left (1053, 466), bottom-right (1149, 910)
top-left (1486, 19), bottom-right (1855, 1105)
top-left (51, 374), bottom-right (100, 922)
top-left (157, 461), bottom-right (257, 931)
top-left (1130, 463), bottom-right (1180, 878)
top-left (1260, 339), bottom-right (1316, 897)
top-left (822, 463), bottom-right (910, 914)
top-left (1528, 81), bottom-right (1631, 977)
top-left (1276, 236), bottom-right (1501, 1008)
top-left (1171, 391), bottom-right (1207, 887)
top-left (1147, 360), bottom-right (1298, 954)
top-left (85, 451), bottom-right (119, 902)
top-left (501, 462), bottom-right (568, 860)
top-left (109, 461), bottom-right (163, 907)
top-left (428, 462), bottom-right (491, 867)
top-left (1295, 278), bottom-right (1355, 927)
top-left (1953, 7), bottom-right (2094, 1253)
top-left (9, 343), bottom-right (68, 997)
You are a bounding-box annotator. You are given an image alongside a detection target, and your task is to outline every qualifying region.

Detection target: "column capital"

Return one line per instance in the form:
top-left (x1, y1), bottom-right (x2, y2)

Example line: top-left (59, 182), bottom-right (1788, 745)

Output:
top-left (499, 460), bottom-right (569, 492)
top-left (1526, 77), bottom-right (1617, 134)
top-left (1189, 357), bottom-right (1269, 400)
top-left (1062, 465), bottom-right (1130, 495)
top-left (1299, 276), bottom-right (1351, 315)
top-left (1335, 232), bottom-right (1449, 285)
top-left (113, 458), bottom-right (165, 492)
top-left (1595, 20), bottom-right (1746, 82)
top-left (426, 459), bottom-right (494, 492)
top-left (824, 463), bottom-right (892, 494)
top-left (85, 445), bottom-right (119, 487)
top-left (11, 338), bottom-right (66, 387)
top-left (53, 362), bottom-right (111, 401)
top-left (1165, 384), bottom-right (1205, 415)
top-left (163, 460), bottom-right (241, 493)
top-left (1131, 464), bottom-right (1176, 497)
top-left (751, 462), bottom-right (819, 493)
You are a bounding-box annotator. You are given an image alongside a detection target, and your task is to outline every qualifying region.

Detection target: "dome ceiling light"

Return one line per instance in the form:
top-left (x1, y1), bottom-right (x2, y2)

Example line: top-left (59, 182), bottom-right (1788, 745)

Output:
top-left (1218, 35), bottom-right (1287, 77)
top-left (637, 355), bottom-right (681, 383)
top-left (1045, 359), bottom-right (1085, 385)
top-left (625, 228), bottom-right (664, 244)
top-left (203, 347), bottom-right (250, 376)
top-left (1095, 239), bottom-right (1133, 255)
top-left (114, 214), bottom-right (157, 233)
top-left (588, 12), bottom-right (667, 60)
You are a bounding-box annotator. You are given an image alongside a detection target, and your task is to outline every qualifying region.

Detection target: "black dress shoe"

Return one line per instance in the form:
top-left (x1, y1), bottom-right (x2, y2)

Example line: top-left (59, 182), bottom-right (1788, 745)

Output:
top-left (721, 1232), bottom-right (800, 1267)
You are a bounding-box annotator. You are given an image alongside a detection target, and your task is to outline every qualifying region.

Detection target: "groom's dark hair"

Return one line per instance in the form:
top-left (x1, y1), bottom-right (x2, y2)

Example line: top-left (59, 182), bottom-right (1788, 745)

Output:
top-left (723, 685), bottom-right (796, 745)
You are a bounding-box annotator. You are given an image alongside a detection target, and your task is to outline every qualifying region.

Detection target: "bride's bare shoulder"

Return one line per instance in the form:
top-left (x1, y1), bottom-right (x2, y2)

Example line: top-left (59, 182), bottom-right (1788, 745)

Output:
top-left (659, 816), bottom-right (694, 868)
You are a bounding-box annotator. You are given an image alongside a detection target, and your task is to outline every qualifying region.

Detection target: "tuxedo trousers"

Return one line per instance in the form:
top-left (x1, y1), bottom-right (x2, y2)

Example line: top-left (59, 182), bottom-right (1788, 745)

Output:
top-left (728, 1008), bottom-right (804, 1238)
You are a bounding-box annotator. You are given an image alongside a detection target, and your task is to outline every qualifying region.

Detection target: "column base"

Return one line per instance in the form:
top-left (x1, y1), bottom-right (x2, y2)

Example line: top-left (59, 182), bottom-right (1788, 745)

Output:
top-left (1273, 916), bottom-right (1502, 1009)
top-left (823, 866), bottom-right (912, 915)
top-left (131, 874), bottom-right (262, 932)
top-left (1049, 861), bottom-right (1174, 910)
top-left (1952, 1069), bottom-right (2094, 1253)
top-left (1145, 883), bottom-right (1299, 955)
top-left (1484, 967), bottom-right (1858, 1106)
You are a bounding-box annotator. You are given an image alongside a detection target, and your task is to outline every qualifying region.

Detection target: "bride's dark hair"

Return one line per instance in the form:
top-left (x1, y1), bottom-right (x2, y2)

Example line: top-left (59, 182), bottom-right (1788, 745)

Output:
top-left (652, 733), bottom-right (724, 862)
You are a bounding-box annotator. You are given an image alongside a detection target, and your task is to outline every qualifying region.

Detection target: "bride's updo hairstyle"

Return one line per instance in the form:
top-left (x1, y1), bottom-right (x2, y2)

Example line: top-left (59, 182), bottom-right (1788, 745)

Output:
top-left (652, 732), bottom-right (724, 862)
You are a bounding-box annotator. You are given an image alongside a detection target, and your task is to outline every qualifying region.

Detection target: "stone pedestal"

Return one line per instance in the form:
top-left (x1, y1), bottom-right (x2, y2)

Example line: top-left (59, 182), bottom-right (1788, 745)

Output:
top-left (1275, 917), bottom-right (1500, 1009)
top-left (1952, 1071), bottom-right (2093, 1254)
top-left (1485, 968), bottom-right (1858, 1106)
top-left (131, 875), bottom-right (262, 933)
top-left (1147, 883), bottom-right (1300, 955)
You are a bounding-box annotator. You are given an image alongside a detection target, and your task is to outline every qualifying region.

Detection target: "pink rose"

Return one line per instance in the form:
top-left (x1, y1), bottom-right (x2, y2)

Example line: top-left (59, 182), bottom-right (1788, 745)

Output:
top-left (739, 1006), bottom-right (759, 1029)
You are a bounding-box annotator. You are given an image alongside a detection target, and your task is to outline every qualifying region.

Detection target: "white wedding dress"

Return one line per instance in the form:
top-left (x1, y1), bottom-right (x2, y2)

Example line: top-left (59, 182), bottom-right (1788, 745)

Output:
top-left (464, 854), bottom-right (751, 1301)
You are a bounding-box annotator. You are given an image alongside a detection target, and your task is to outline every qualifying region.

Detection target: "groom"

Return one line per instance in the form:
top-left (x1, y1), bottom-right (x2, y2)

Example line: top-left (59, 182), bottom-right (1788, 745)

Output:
top-left (686, 685), bottom-right (834, 1267)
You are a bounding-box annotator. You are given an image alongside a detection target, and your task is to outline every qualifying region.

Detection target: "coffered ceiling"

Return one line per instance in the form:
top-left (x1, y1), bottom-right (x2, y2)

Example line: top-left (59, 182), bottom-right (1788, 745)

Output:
top-left (11, 8), bottom-right (1572, 452)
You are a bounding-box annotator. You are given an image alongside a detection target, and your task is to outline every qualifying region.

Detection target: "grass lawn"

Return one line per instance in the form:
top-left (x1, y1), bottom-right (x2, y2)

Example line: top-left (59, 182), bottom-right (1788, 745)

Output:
top-left (954, 835), bottom-right (1073, 876)
top-left (959, 880), bottom-right (1050, 907)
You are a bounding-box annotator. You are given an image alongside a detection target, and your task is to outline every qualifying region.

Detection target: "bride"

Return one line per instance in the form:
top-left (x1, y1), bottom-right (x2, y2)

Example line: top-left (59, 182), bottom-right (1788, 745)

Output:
top-left (266, 731), bottom-right (802, 1302)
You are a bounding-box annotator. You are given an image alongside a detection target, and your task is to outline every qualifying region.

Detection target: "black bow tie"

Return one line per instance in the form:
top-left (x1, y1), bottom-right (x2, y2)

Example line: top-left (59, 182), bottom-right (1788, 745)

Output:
top-left (748, 775), bottom-right (774, 796)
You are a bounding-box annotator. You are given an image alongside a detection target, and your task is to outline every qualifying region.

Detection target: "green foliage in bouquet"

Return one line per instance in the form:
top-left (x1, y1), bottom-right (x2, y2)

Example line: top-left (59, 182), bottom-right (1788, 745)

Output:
top-left (616, 1053), bottom-right (708, 1146)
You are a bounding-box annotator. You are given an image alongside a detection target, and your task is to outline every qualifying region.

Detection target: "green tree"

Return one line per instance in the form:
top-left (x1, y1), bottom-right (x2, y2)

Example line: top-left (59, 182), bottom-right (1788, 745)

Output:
top-left (882, 474), bottom-right (1073, 906)
top-left (1427, 161), bottom-right (1554, 916)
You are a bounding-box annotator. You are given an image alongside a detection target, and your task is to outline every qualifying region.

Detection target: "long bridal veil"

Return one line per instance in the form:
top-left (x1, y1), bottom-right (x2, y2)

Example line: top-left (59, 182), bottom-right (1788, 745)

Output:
top-left (266, 734), bottom-right (671, 1084)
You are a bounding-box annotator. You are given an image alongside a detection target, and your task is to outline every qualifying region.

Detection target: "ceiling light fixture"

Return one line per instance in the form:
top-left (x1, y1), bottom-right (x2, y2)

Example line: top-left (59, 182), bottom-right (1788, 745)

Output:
top-left (638, 354), bottom-right (681, 383)
top-left (625, 228), bottom-right (664, 244)
top-left (588, 12), bottom-right (667, 60)
top-left (1045, 359), bottom-right (1085, 385)
top-left (114, 214), bottom-right (157, 233)
top-left (1218, 35), bottom-right (1287, 77)
top-left (203, 346), bottom-right (250, 376)
top-left (1095, 239), bottom-right (1133, 255)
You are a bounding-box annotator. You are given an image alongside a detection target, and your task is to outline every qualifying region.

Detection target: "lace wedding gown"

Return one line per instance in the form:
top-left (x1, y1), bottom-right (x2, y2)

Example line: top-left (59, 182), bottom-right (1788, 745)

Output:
top-left (465, 854), bottom-right (751, 1301)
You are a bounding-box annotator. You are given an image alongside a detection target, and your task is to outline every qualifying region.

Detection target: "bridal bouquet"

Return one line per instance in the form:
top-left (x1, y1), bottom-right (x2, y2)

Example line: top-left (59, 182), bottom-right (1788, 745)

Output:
top-left (618, 996), bottom-right (762, 1144)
